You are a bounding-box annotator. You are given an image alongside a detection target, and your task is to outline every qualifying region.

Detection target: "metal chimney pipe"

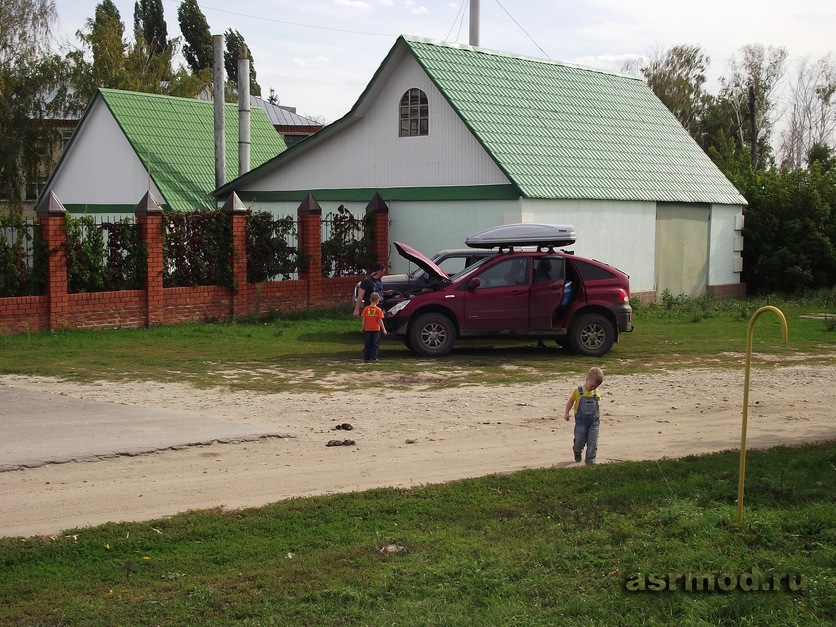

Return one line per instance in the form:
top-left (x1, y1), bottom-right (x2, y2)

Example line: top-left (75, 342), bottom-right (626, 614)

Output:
top-left (213, 34), bottom-right (225, 188)
top-left (469, 0), bottom-right (480, 46)
top-left (238, 46), bottom-right (251, 176)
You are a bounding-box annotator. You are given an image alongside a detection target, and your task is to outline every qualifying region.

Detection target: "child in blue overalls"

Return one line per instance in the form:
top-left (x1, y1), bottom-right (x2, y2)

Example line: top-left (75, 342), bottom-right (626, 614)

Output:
top-left (563, 367), bottom-right (605, 465)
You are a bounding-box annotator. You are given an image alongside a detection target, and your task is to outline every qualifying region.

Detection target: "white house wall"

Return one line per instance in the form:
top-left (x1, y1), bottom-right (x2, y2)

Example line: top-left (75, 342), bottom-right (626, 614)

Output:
top-left (519, 198), bottom-right (656, 294)
top-left (708, 204), bottom-right (744, 286)
top-left (241, 54), bottom-right (509, 192)
top-left (386, 200), bottom-right (521, 273)
top-left (50, 98), bottom-right (163, 209)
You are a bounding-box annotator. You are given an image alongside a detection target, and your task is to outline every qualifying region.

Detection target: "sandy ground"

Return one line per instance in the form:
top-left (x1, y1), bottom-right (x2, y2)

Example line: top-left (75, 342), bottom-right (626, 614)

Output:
top-left (1, 362), bottom-right (834, 538)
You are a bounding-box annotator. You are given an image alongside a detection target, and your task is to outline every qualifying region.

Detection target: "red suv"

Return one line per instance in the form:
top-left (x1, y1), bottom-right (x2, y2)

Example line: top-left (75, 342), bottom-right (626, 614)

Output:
top-left (385, 224), bottom-right (633, 357)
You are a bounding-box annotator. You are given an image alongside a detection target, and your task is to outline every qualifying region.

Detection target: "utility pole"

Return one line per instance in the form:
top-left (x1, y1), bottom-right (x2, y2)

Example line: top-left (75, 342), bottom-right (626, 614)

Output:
top-left (748, 84), bottom-right (758, 169)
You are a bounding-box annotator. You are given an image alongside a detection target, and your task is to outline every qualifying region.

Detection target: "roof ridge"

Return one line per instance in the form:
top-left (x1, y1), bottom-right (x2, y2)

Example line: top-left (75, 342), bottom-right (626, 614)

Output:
top-left (400, 34), bottom-right (640, 81)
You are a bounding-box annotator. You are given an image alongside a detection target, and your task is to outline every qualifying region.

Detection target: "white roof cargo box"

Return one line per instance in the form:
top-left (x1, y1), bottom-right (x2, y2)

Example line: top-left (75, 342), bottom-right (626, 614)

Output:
top-left (465, 223), bottom-right (576, 249)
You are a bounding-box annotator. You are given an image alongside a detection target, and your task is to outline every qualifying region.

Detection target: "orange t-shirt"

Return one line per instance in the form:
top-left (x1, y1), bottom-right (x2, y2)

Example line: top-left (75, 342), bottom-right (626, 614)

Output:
top-left (361, 305), bottom-right (385, 331)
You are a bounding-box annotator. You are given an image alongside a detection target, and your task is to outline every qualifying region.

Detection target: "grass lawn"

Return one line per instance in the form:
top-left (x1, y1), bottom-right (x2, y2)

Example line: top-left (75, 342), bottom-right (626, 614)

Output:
top-left (0, 293), bottom-right (834, 624)
top-left (0, 444), bottom-right (832, 625)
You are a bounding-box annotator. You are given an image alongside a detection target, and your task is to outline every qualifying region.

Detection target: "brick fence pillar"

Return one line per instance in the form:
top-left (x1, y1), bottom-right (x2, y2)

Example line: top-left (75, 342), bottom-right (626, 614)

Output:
top-left (35, 192), bottom-right (68, 330)
top-left (223, 192), bottom-right (249, 318)
top-left (366, 192), bottom-right (389, 267)
top-left (136, 192), bottom-right (164, 327)
top-left (297, 193), bottom-right (323, 307)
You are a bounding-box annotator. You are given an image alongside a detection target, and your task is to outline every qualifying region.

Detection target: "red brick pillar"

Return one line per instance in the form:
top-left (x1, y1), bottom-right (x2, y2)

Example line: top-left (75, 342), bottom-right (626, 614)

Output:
top-left (35, 192), bottom-right (68, 330)
top-left (366, 193), bottom-right (390, 267)
top-left (223, 192), bottom-right (249, 319)
top-left (297, 193), bottom-right (323, 308)
top-left (136, 192), bottom-right (164, 327)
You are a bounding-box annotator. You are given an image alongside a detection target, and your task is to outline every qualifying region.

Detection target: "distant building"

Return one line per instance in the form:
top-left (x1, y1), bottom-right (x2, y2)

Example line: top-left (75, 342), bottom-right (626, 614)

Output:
top-left (38, 88), bottom-right (286, 214)
top-left (250, 96), bottom-right (323, 147)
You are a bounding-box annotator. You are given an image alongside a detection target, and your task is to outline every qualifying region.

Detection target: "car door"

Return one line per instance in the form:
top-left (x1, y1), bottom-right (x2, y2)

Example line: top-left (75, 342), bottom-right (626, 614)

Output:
top-left (462, 257), bottom-right (530, 329)
top-left (529, 256), bottom-right (568, 329)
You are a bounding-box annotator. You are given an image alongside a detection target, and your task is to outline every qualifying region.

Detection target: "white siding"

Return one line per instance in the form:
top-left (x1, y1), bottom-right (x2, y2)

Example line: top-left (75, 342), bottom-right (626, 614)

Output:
top-left (50, 98), bottom-right (163, 207)
top-left (243, 54), bottom-right (509, 192)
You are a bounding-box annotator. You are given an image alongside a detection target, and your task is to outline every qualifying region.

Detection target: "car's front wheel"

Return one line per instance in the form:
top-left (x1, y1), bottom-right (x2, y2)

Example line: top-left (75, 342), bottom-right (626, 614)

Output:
top-left (568, 313), bottom-right (615, 357)
top-left (408, 313), bottom-right (456, 357)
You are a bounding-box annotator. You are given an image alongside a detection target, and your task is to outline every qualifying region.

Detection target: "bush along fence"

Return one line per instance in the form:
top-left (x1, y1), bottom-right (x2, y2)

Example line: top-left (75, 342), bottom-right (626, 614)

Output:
top-left (0, 191), bottom-right (389, 334)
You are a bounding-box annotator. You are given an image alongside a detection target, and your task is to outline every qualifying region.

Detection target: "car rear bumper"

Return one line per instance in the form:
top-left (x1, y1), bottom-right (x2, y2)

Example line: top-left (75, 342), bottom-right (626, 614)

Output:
top-left (614, 304), bottom-right (634, 333)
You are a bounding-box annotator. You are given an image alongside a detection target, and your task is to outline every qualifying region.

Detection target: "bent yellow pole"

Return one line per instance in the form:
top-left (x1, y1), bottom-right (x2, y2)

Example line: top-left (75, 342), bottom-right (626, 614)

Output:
top-left (737, 306), bottom-right (788, 525)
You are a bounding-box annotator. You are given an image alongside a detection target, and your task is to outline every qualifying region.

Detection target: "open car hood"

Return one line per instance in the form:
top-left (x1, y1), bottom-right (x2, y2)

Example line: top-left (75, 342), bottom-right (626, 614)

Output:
top-left (393, 242), bottom-right (450, 282)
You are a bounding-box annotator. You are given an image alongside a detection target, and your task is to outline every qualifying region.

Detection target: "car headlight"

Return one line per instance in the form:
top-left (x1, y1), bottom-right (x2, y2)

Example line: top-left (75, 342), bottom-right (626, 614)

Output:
top-left (388, 300), bottom-right (410, 315)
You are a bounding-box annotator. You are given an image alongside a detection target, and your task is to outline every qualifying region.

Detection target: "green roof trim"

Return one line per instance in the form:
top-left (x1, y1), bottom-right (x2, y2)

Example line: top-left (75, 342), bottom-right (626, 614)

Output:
top-left (233, 184), bottom-right (520, 204)
top-left (99, 89), bottom-right (286, 212)
top-left (401, 37), bottom-right (745, 205)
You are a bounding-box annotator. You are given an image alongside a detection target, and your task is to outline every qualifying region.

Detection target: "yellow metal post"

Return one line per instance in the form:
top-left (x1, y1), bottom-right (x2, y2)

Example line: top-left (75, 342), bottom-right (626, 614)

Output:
top-left (737, 306), bottom-right (788, 525)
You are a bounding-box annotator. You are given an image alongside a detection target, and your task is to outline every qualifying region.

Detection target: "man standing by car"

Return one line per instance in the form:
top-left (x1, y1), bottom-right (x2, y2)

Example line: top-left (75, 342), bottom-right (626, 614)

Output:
top-left (353, 262), bottom-right (394, 317)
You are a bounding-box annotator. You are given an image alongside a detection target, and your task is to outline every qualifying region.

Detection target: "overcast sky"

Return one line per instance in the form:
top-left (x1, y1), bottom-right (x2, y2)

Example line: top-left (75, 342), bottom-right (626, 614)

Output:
top-left (53, 0), bottom-right (834, 123)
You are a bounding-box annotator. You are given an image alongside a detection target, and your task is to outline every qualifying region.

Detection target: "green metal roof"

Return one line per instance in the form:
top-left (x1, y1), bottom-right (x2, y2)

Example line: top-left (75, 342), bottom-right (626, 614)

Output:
top-left (99, 88), bottom-right (286, 211)
top-left (402, 36), bottom-right (745, 205)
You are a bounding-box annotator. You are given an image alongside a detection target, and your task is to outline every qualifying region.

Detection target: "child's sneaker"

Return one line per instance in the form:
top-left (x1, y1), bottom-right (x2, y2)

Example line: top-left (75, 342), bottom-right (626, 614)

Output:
top-left (573, 449), bottom-right (582, 463)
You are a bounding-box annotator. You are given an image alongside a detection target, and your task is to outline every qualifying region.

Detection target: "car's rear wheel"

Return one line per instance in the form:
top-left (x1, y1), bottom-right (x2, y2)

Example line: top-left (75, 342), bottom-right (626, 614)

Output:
top-left (408, 313), bottom-right (456, 357)
top-left (568, 313), bottom-right (615, 357)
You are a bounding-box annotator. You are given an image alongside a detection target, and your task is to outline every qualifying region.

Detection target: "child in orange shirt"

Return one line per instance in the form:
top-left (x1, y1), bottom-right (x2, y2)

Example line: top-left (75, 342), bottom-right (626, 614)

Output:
top-left (361, 292), bottom-right (388, 362)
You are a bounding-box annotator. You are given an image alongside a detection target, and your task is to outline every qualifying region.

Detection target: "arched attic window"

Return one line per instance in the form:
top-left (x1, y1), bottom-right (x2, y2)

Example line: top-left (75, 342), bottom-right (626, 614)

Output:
top-left (399, 88), bottom-right (429, 137)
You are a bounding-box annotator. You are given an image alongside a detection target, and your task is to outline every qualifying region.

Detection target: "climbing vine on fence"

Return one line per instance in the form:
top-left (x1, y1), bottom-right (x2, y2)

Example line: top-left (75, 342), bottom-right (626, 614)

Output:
top-left (0, 214), bottom-right (46, 297)
top-left (246, 211), bottom-right (300, 282)
top-left (64, 215), bottom-right (147, 293)
top-left (321, 205), bottom-right (375, 277)
top-left (163, 210), bottom-right (234, 288)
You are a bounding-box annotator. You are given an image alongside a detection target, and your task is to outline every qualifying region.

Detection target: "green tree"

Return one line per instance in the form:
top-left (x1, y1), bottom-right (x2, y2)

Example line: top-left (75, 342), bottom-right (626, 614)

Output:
top-left (134, 0), bottom-right (168, 58)
top-left (719, 44), bottom-right (788, 170)
top-left (177, 0), bottom-right (213, 73)
top-left (0, 0), bottom-right (69, 214)
top-left (737, 164), bottom-right (836, 293)
top-left (624, 44), bottom-right (712, 139)
top-left (69, 0), bottom-right (127, 102)
top-left (224, 28), bottom-right (261, 97)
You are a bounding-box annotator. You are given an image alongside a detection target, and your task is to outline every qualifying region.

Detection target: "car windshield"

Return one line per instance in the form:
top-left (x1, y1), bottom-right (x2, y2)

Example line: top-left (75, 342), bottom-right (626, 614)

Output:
top-left (450, 256), bottom-right (492, 281)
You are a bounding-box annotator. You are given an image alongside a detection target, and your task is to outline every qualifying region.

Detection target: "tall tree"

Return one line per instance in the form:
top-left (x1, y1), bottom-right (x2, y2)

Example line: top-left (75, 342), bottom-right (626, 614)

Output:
top-left (0, 0), bottom-right (68, 213)
top-left (778, 54), bottom-right (836, 169)
top-left (223, 28), bottom-right (261, 97)
top-left (134, 0), bottom-right (168, 58)
top-left (624, 44), bottom-right (712, 139)
top-left (177, 0), bottom-right (213, 73)
top-left (719, 44), bottom-right (788, 169)
top-left (70, 0), bottom-right (127, 101)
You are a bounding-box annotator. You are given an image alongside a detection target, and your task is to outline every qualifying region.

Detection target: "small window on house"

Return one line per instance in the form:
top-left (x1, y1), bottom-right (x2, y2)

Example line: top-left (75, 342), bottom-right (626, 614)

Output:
top-left (399, 88), bottom-right (428, 137)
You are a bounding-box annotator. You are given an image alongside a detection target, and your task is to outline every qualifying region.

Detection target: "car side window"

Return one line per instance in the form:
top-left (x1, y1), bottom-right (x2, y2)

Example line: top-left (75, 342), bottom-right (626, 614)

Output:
top-left (476, 258), bottom-right (529, 288)
top-left (533, 256), bottom-right (565, 284)
top-left (573, 259), bottom-right (616, 280)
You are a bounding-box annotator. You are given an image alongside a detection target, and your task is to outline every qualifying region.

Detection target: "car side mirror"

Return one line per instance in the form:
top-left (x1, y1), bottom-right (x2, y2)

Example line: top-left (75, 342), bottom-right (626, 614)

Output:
top-left (467, 277), bottom-right (481, 290)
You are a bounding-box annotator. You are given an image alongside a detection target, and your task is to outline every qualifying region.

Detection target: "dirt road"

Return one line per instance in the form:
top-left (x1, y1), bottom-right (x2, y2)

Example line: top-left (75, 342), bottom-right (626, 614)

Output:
top-left (1, 363), bottom-right (833, 538)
